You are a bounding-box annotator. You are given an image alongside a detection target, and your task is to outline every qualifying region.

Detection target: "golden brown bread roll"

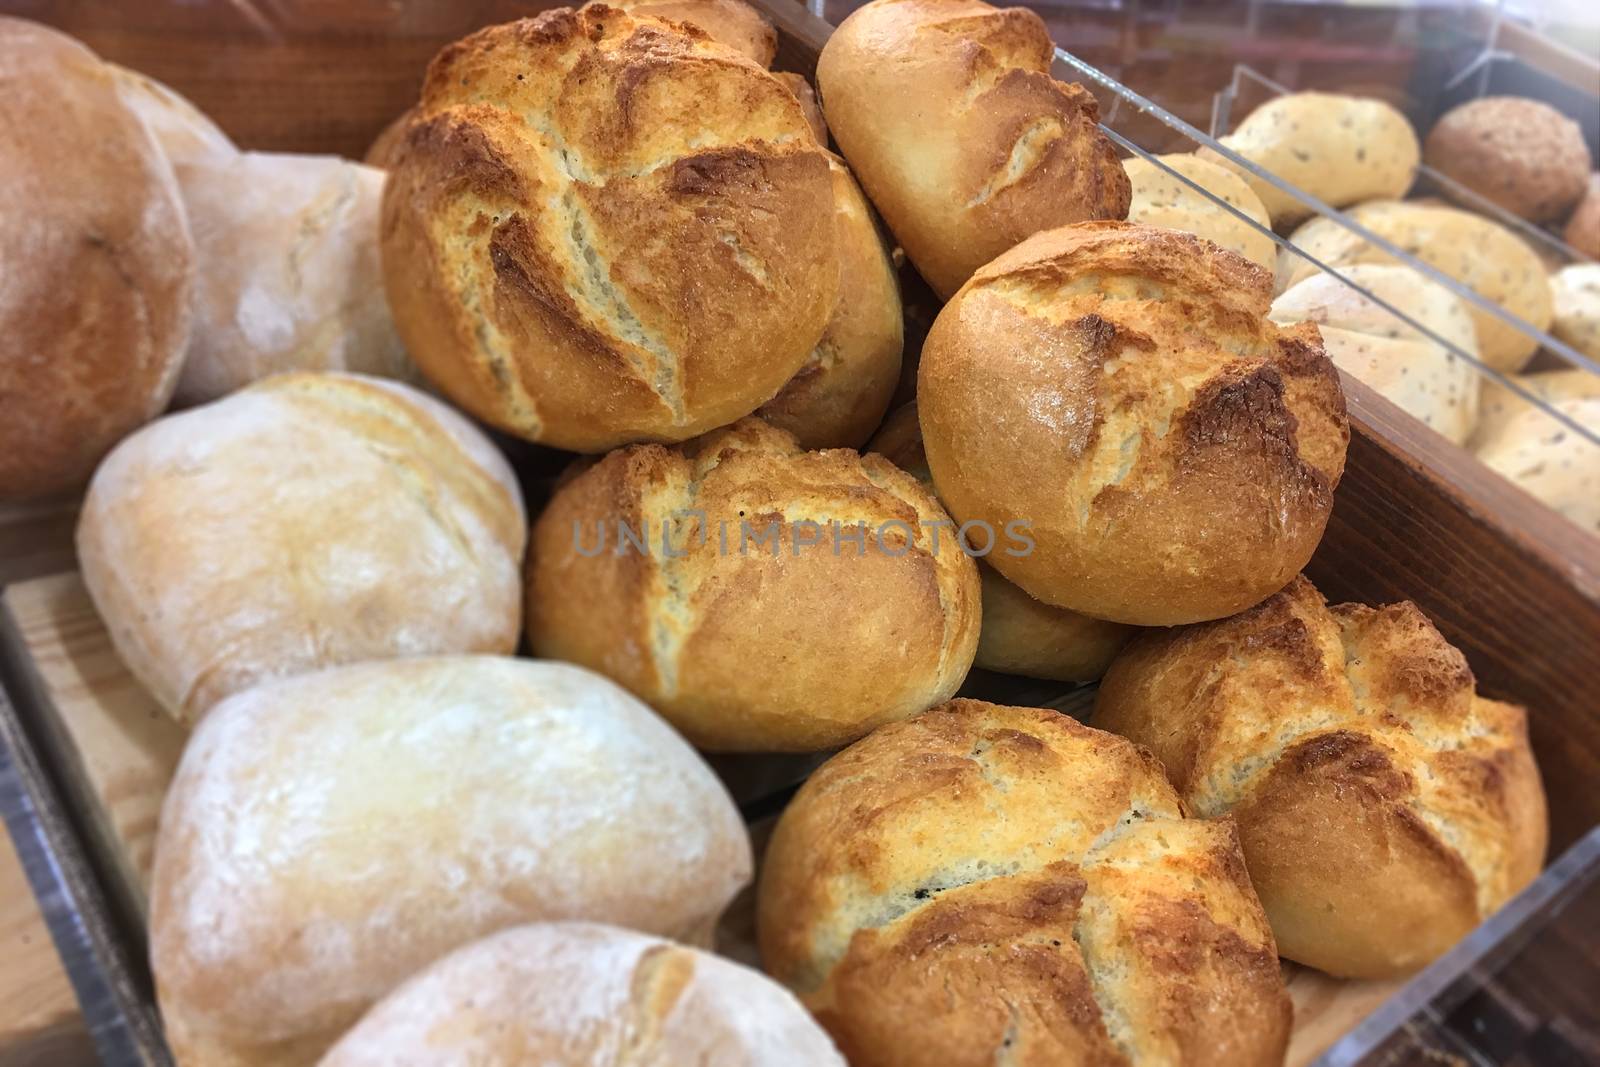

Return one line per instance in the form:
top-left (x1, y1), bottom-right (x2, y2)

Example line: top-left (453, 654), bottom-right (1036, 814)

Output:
top-left (816, 0), bottom-right (1130, 299)
top-left (320, 923), bottom-right (845, 1066)
top-left (919, 221), bottom-right (1349, 626)
top-left (1123, 153), bottom-right (1275, 270)
top-left (757, 699), bottom-right (1292, 1067)
top-left (1095, 575), bottom-right (1548, 979)
top-left (382, 7), bottom-right (838, 452)
top-left (0, 18), bottom-right (194, 499)
top-left (1200, 91), bottom-right (1419, 228)
top-left (776, 71), bottom-right (828, 143)
top-left (77, 373), bottom-right (525, 724)
top-left (151, 658), bottom-right (753, 1067)
top-left (1565, 172), bottom-right (1600, 260)
top-left (586, 0), bottom-right (777, 66)
top-left (527, 417), bottom-right (980, 752)
top-left (1477, 397), bottom-right (1600, 534)
top-left (1280, 200), bottom-right (1554, 374)
top-left (869, 403), bottom-right (1135, 681)
top-left (1424, 97), bottom-right (1591, 223)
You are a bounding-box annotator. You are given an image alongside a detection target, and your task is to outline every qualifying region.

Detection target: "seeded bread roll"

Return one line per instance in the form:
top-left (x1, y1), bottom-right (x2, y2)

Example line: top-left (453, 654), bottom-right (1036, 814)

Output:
top-left (320, 923), bottom-right (843, 1067)
top-left (586, 0), bottom-right (776, 65)
top-left (1477, 397), bottom-right (1600, 534)
top-left (383, 7), bottom-right (837, 452)
top-left (1474, 367), bottom-right (1600, 450)
top-left (758, 699), bottom-right (1292, 1067)
top-left (77, 373), bottom-right (525, 724)
top-left (1564, 173), bottom-right (1600, 260)
top-left (1271, 264), bottom-right (1480, 444)
top-left (1550, 263), bottom-right (1600, 361)
top-left (920, 221), bottom-right (1349, 626)
top-left (1200, 91), bottom-right (1419, 228)
top-left (0, 17), bottom-right (194, 499)
top-left (816, 0), bottom-right (1130, 299)
top-left (1425, 97), bottom-right (1591, 223)
top-left (174, 153), bottom-right (414, 404)
top-left (1123, 153), bottom-right (1275, 270)
top-left (1280, 200), bottom-right (1553, 373)
top-left (1095, 575), bottom-right (1547, 979)
top-left (869, 403), bottom-right (1135, 681)
top-left (151, 658), bottom-right (753, 1067)
top-left (754, 158), bottom-right (902, 448)
top-left (528, 417), bottom-right (980, 751)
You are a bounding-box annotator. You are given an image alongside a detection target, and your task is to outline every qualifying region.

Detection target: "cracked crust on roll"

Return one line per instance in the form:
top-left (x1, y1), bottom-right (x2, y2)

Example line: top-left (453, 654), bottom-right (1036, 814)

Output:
top-left (1094, 575), bottom-right (1548, 979)
top-left (817, 0), bottom-right (1130, 299)
top-left (757, 699), bottom-right (1291, 1067)
top-left (526, 417), bottom-right (980, 752)
top-left (918, 220), bottom-right (1349, 627)
top-left (585, 0), bottom-right (778, 66)
top-left (381, 6), bottom-right (837, 452)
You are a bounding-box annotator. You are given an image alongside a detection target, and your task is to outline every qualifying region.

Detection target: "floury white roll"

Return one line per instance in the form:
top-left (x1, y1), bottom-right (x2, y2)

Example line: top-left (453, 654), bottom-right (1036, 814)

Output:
top-left (150, 658), bottom-right (754, 1067)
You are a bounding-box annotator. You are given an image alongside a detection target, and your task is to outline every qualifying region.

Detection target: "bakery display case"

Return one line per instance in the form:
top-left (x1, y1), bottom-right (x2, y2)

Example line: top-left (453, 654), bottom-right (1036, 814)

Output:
top-left (0, 0), bottom-right (1597, 1065)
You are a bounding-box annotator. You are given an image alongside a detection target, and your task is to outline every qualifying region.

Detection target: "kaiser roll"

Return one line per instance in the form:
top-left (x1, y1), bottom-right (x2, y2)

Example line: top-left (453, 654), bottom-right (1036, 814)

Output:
top-left (1424, 97), bottom-right (1591, 223)
top-left (1095, 575), bottom-right (1548, 978)
top-left (816, 0), bottom-right (1130, 299)
top-left (319, 922), bottom-right (844, 1067)
top-left (757, 698), bottom-right (1292, 1067)
top-left (586, 0), bottom-right (777, 66)
top-left (151, 657), bottom-right (753, 1067)
top-left (0, 17), bottom-right (194, 499)
top-left (1123, 153), bottom-right (1275, 270)
top-left (527, 417), bottom-right (980, 751)
top-left (382, 7), bottom-right (838, 451)
top-left (869, 402), bottom-right (1135, 681)
top-left (77, 373), bottom-right (525, 724)
top-left (918, 221), bottom-right (1349, 626)
top-left (1477, 397), bottom-right (1600, 534)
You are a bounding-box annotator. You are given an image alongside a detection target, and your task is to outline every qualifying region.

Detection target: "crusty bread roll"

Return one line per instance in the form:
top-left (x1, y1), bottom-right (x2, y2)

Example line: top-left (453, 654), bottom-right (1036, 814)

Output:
top-left (1200, 91), bottom-right (1419, 227)
top-left (1565, 172), bottom-right (1600, 260)
top-left (1281, 200), bottom-right (1553, 373)
top-left (587, 0), bottom-right (776, 66)
top-left (758, 699), bottom-right (1292, 1067)
top-left (320, 922), bottom-right (843, 1066)
top-left (382, 7), bottom-right (837, 452)
top-left (0, 18), bottom-right (194, 499)
top-left (1095, 575), bottom-right (1548, 979)
top-left (776, 71), bottom-right (828, 143)
top-left (364, 108), bottom-right (411, 169)
top-left (77, 373), bottom-right (525, 724)
top-left (528, 417), bottom-right (980, 751)
top-left (754, 159), bottom-right (902, 448)
top-left (151, 658), bottom-right (753, 1067)
top-left (1123, 153), bottom-right (1275, 270)
top-left (920, 221), bottom-right (1348, 626)
top-left (1473, 367), bottom-right (1600, 450)
top-left (869, 403), bottom-right (1135, 681)
top-left (1477, 397), bottom-right (1600, 534)
top-left (816, 0), bottom-right (1130, 299)
top-left (1550, 263), bottom-right (1600, 360)
top-left (174, 152), bottom-right (414, 404)
top-left (106, 63), bottom-right (235, 166)
top-left (1424, 97), bottom-right (1591, 223)
top-left (1271, 264), bottom-right (1480, 444)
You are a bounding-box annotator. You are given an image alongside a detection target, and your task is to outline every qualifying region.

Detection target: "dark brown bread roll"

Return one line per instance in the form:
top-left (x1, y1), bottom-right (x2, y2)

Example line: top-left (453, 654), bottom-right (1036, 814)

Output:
top-left (1425, 96), bottom-right (1591, 223)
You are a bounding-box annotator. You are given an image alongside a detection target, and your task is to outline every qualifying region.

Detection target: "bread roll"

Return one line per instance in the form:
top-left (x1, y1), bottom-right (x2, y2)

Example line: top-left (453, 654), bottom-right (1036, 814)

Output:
top-left (1123, 153), bottom-right (1275, 270)
top-left (1271, 264), bottom-right (1480, 444)
top-left (869, 403), bottom-right (1134, 681)
top-left (382, 7), bottom-right (837, 452)
top-left (77, 373), bottom-right (525, 724)
top-left (0, 18), bottom-right (194, 499)
top-left (1477, 397), bottom-right (1600, 534)
top-left (1473, 366), bottom-right (1600, 449)
top-left (106, 63), bottom-right (235, 166)
top-left (1095, 575), bottom-right (1547, 978)
top-left (758, 699), bottom-right (1291, 1067)
top-left (1200, 91), bottom-right (1419, 227)
top-left (1424, 97), bottom-right (1591, 223)
top-left (816, 0), bottom-right (1130, 299)
top-left (919, 221), bottom-right (1348, 626)
top-left (776, 71), bottom-right (828, 143)
top-left (151, 657), bottom-right (753, 1067)
top-left (587, 0), bottom-right (777, 66)
top-left (319, 922), bottom-right (842, 1066)
top-left (528, 417), bottom-right (980, 751)
top-left (364, 108), bottom-right (411, 169)
top-left (1550, 263), bottom-right (1600, 360)
top-left (1564, 172), bottom-right (1600, 260)
top-left (754, 158), bottom-right (902, 448)
top-left (1280, 200), bottom-right (1553, 373)
top-left (174, 152), bottom-right (414, 404)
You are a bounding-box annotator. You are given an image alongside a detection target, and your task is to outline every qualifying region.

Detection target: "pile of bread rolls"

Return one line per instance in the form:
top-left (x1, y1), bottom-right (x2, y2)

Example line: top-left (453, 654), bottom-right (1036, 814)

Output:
top-left (1, 2), bottom-right (1560, 1065)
